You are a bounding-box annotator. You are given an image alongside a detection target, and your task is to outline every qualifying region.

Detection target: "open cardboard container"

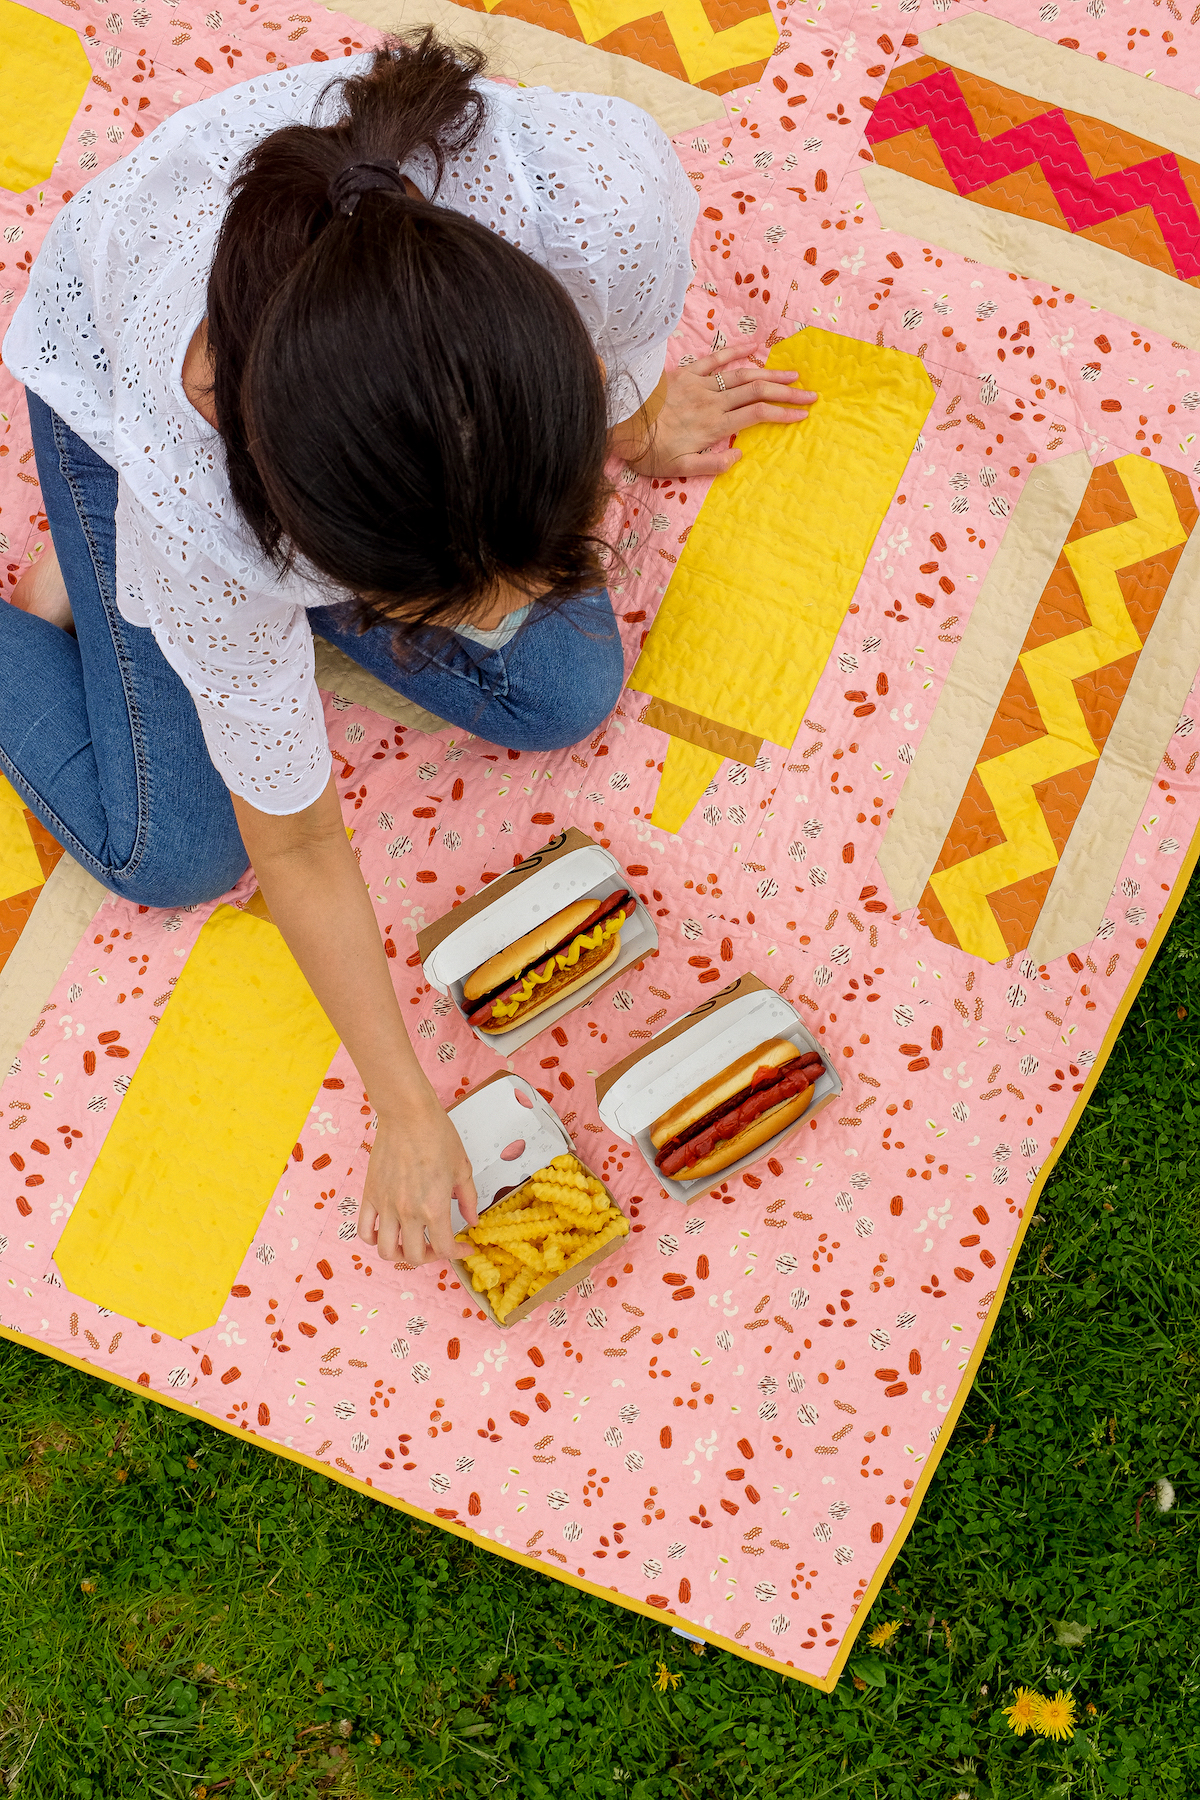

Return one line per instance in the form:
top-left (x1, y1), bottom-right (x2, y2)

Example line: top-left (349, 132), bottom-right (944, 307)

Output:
top-left (448, 1071), bottom-right (628, 1329)
top-left (417, 828), bottom-right (659, 1056)
top-left (594, 973), bottom-right (843, 1203)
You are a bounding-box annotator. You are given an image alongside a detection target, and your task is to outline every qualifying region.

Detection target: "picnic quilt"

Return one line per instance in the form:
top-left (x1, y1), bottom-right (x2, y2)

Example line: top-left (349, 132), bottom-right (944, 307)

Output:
top-left (1, 0), bottom-right (1199, 1693)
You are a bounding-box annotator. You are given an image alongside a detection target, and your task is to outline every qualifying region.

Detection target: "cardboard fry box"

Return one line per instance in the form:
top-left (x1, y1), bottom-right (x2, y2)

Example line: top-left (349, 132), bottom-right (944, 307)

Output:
top-left (594, 973), bottom-right (843, 1203)
top-left (417, 827), bottom-right (659, 1055)
top-left (448, 1072), bottom-right (629, 1329)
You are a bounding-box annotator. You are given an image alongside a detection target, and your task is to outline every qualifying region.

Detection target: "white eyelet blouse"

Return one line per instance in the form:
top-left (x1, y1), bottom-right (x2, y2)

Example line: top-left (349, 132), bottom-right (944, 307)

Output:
top-left (5, 58), bottom-right (698, 813)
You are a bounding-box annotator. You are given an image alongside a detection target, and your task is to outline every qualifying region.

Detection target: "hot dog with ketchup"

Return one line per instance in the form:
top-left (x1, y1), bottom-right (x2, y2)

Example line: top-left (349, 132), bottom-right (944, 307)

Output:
top-left (650, 1038), bottom-right (825, 1181)
top-left (463, 890), bottom-right (635, 1034)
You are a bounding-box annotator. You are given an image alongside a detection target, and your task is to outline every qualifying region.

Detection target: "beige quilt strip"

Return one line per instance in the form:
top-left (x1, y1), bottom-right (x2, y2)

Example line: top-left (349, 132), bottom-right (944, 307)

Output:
top-left (339, 0), bottom-right (726, 135)
top-left (877, 453), bottom-right (1093, 914)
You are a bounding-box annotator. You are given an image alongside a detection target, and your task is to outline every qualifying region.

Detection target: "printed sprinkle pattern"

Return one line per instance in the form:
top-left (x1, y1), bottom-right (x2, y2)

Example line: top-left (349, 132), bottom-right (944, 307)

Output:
top-left (1, 0), bottom-right (1200, 1691)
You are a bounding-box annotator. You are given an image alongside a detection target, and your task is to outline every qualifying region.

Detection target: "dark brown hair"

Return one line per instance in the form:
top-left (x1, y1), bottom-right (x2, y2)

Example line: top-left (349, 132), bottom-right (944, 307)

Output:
top-left (205, 32), bottom-right (611, 641)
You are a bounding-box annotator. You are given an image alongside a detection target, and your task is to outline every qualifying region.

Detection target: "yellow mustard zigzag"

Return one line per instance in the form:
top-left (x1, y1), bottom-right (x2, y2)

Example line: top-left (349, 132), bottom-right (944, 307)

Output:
top-left (481, 0), bottom-right (777, 85)
top-left (929, 457), bottom-right (1186, 962)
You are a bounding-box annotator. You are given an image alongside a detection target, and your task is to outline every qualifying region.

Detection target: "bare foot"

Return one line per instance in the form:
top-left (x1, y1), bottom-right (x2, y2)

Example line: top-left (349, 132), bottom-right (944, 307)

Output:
top-left (12, 544), bottom-right (74, 632)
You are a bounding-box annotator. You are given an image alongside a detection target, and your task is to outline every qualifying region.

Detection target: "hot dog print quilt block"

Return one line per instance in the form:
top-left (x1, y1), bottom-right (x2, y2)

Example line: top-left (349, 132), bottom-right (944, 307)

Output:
top-left (2, 0), bottom-right (1200, 1692)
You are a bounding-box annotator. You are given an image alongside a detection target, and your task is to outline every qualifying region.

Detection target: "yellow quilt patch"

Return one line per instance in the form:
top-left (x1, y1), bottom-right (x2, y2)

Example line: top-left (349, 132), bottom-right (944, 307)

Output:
top-left (632, 329), bottom-right (933, 832)
top-left (0, 773), bottom-right (47, 903)
top-left (0, 0), bottom-right (90, 194)
top-left (55, 905), bottom-right (341, 1339)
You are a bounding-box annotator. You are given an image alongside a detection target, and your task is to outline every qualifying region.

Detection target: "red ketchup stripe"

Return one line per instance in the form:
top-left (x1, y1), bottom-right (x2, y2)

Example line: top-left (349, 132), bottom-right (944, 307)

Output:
top-left (656, 1059), bottom-right (823, 1177)
top-left (654, 1055), bottom-right (822, 1164)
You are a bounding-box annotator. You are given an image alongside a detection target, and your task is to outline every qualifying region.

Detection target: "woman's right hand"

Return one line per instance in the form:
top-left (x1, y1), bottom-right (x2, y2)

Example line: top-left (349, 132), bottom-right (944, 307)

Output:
top-left (621, 345), bottom-right (816, 479)
top-left (229, 777), bottom-right (480, 1273)
top-left (357, 1091), bottom-right (478, 1265)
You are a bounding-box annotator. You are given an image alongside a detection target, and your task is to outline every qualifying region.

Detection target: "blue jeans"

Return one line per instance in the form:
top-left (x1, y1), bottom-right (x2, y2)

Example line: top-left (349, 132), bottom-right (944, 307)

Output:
top-left (0, 395), bottom-right (623, 908)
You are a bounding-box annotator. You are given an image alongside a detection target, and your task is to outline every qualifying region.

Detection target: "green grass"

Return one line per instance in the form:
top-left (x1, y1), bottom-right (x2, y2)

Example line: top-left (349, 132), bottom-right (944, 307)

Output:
top-left (2, 884), bottom-right (1198, 1800)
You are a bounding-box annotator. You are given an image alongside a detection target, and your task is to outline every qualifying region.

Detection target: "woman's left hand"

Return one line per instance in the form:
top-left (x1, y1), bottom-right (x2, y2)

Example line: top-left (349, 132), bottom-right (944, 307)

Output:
top-left (631, 344), bottom-right (816, 479)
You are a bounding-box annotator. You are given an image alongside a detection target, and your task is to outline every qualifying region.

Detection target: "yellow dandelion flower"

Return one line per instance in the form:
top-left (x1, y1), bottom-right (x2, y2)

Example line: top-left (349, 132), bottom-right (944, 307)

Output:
top-left (1003, 1688), bottom-right (1042, 1736)
top-left (866, 1619), bottom-right (903, 1650)
top-left (652, 1661), bottom-right (682, 1692)
top-left (1033, 1690), bottom-right (1076, 1741)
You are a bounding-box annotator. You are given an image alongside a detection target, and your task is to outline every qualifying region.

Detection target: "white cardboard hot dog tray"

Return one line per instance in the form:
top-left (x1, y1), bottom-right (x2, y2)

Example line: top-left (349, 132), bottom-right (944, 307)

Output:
top-left (416, 828), bottom-right (659, 1054)
top-left (595, 973), bottom-right (843, 1202)
top-left (448, 1072), bottom-right (628, 1329)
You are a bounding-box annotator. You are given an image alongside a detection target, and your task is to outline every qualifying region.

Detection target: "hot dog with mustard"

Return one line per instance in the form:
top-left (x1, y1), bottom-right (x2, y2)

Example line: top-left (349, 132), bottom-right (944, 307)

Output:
top-left (463, 890), bottom-right (635, 1033)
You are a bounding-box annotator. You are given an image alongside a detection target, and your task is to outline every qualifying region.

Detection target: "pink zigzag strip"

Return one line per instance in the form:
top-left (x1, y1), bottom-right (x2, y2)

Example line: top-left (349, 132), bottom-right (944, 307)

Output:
top-left (866, 64), bottom-right (1200, 282)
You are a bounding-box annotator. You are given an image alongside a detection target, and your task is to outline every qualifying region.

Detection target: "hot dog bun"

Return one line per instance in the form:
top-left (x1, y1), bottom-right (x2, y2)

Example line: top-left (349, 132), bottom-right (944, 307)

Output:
top-left (477, 935), bottom-right (621, 1035)
top-left (667, 1087), bottom-right (814, 1181)
top-left (464, 897), bottom-right (605, 1004)
top-left (650, 1039), bottom-right (803, 1149)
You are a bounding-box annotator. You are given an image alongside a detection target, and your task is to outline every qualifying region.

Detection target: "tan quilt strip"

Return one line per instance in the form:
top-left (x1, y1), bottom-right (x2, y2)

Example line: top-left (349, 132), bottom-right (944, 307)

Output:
top-left (448, 0), bottom-right (776, 97)
top-left (878, 453), bottom-right (1092, 916)
top-left (911, 457), bottom-right (1198, 964)
top-left (1030, 516), bottom-right (1200, 965)
top-left (639, 695), bottom-right (763, 765)
top-left (0, 854), bottom-right (109, 1079)
top-left (861, 161), bottom-right (1200, 352)
top-left (868, 55), bottom-right (1200, 287)
top-left (311, 635), bottom-right (453, 735)
top-left (341, 0), bottom-right (727, 131)
top-left (917, 14), bottom-right (1200, 168)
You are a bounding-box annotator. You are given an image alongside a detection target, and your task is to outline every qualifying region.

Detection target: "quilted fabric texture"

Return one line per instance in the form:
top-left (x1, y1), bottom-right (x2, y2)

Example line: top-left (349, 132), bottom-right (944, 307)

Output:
top-left (858, 13), bottom-right (1200, 349)
top-left (631, 326), bottom-right (933, 831)
top-left (54, 905), bottom-right (341, 1338)
top-left (866, 55), bottom-right (1200, 283)
top-left (1, 0), bottom-right (1200, 1693)
top-left (454, 0), bottom-right (779, 96)
top-left (918, 456), bottom-right (1198, 961)
top-left (0, 775), bottom-right (66, 975)
top-left (0, 0), bottom-right (89, 191)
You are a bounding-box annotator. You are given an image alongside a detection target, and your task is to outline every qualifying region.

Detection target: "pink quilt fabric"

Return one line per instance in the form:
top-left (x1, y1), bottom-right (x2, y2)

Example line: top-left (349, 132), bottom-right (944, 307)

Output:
top-left (2, 0), bottom-right (1199, 1689)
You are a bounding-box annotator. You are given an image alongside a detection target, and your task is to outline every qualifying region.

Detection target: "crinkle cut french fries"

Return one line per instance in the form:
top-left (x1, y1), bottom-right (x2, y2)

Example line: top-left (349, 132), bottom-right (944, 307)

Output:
top-left (456, 1153), bottom-right (628, 1322)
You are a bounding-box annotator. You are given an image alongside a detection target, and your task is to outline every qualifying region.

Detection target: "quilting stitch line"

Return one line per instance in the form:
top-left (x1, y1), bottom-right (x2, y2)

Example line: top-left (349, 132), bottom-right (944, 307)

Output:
top-left (923, 457), bottom-right (1190, 962)
top-left (865, 61), bottom-right (1200, 283)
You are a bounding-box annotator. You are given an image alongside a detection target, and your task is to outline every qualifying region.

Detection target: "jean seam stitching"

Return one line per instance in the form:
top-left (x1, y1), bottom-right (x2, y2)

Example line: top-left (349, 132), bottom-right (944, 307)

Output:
top-left (51, 409), bottom-right (152, 879)
top-left (417, 643), bottom-right (511, 702)
top-left (0, 741), bottom-right (112, 877)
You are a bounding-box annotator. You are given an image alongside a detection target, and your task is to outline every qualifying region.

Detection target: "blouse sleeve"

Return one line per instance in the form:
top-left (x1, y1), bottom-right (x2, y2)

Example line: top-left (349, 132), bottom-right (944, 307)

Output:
top-left (117, 486), bottom-right (332, 815)
top-left (501, 90), bottom-right (699, 425)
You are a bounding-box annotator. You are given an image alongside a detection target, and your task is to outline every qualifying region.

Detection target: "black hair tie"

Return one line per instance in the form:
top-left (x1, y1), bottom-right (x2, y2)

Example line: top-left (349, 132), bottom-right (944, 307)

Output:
top-left (329, 160), bottom-right (407, 218)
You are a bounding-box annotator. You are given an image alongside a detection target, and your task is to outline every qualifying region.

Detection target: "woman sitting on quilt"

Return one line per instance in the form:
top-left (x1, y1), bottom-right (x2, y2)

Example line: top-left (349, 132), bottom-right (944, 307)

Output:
top-left (0, 31), bottom-right (812, 1266)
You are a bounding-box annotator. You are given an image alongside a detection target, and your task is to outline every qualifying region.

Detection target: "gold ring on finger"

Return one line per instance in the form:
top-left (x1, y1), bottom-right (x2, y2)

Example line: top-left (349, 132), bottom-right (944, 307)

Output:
top-left (714, 372), bottom-right (726, 392)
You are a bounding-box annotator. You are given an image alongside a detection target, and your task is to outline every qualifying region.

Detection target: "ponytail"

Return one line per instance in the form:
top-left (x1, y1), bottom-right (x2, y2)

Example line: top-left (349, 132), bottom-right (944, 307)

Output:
top-left (206, 32), bottom-right (610, 635)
